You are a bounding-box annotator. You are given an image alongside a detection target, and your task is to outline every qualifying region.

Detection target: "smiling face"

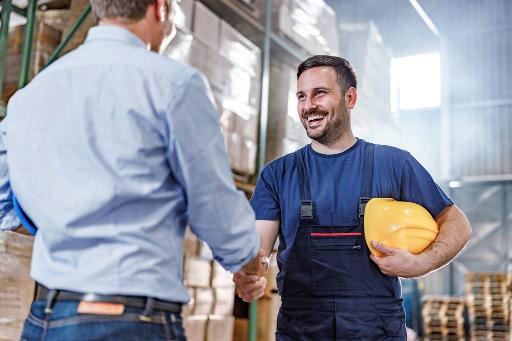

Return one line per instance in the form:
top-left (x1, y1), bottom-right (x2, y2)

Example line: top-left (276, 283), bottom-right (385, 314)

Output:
top-left (296, 66), bottom-right (355, 145)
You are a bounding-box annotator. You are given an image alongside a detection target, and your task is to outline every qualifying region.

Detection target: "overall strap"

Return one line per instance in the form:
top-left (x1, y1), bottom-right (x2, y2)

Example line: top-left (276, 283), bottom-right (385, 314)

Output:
top-left (359, 142), bottom-right (375, 218)
top-left (294, 149), bottom-right (313, 222)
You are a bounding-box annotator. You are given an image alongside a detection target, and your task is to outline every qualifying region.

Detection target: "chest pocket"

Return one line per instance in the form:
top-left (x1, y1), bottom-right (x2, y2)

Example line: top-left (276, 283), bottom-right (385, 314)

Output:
top-left (309, 226), bottom-right (367, 295)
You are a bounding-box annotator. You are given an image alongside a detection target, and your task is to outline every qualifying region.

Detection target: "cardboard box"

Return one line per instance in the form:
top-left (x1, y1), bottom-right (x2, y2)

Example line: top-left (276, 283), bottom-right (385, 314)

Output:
top-left (175, 0), bottom-right (194, 31)
top-left (182, 287), bottom-right (195, 317)
top-left (233, 318), bottom-right (249, 341)
top-left (184, 257), bottom-right (211, 287)
top-left (192, 1), bottom-right (220, 50)
top-left (184, 315), bottom-right (208, 341)
top-left (207, 315), bottom-right (234, 341)
top-left (0, 231), bottom-right (35, 341)
top-left (257, 294), bottom-right (281, 341)
top-left (211, 261), bottom-right (233, 288)
top-left (264, 253), bottom-right (278, 297)
top-left (193, 288), bottom-right (213, 315)
top-left (183, 225), bottom-right (199, 258)
top-left (2, 20), bottom-right (62, 102)
top-left (212, 287), bottom-right (235, 316)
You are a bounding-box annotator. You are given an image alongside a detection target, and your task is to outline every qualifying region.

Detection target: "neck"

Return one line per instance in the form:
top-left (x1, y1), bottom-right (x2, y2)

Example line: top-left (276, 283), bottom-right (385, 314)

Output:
top-left (310, 130), bottom-right (357, 155)
top-left (99, 19), bottom-right (151, 49)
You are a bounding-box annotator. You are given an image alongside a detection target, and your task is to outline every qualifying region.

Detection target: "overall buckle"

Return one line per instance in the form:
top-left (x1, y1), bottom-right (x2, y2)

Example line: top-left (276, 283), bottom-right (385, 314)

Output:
top-left (300, 200), bottom-right (313, 220)
top-left (359, 197), bottom-right (371, 218)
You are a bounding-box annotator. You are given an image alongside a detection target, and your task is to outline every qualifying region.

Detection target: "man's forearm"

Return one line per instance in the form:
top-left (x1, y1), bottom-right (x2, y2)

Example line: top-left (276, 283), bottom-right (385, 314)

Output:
top-left (256, 220), bottom-right (280, 257)
top-left (417, 205), bottom-right (472, 275)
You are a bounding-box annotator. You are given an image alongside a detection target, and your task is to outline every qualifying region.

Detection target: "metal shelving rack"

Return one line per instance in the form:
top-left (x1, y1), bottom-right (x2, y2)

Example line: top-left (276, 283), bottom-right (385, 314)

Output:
top-left (194, 1), bottom-right (311, 340)
top-left (0, 0), bottom-right (312, 340)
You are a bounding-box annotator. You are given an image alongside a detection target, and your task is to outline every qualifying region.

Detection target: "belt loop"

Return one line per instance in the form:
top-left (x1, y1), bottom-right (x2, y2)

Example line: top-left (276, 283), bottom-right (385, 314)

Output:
top-left (139, 297), bottom-right (155, 322)
top-left (44, 289), bottom-right (58, 315)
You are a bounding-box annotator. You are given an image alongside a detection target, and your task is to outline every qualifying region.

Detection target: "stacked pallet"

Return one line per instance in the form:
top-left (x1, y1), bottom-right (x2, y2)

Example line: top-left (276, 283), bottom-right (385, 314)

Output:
top-left (182, 226), bottom-right (236, 341)
top-left (422, 296), bottom-right (465, 340)
top-left (465, 272), bottom-right (509, 341)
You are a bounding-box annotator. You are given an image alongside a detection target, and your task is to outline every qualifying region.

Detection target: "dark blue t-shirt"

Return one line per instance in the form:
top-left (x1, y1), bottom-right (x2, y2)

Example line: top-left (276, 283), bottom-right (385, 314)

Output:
top-left (251, 139), bottom-right (453, 265)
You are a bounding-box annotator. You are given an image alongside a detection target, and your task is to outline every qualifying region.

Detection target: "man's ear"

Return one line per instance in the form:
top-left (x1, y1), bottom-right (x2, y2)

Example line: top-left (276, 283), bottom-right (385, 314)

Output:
top-left (345, 87), bottom-right (357, 109)
top-left (153, 0), bottom-right (167, 22)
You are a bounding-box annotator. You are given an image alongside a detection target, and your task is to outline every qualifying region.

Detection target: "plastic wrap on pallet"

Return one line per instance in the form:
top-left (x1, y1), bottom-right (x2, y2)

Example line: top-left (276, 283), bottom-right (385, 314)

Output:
top-left (258, 0), bottom-right (338, 55)
top-left (0, 232), bottom-right (35, 341)
top-left (193, 288), bottom-right (214, 315)
top-left (212, 287), bottom-right (235, 315)
top-left (192, 1), bottom-right (220, 50)
top-left (184, 257), bottom-right (212, 288)
top-left (184, 315), bottom-right (208, 341)
top-left (175, 0), bottom-right (194, 31)
top-left (207, 315), bottom-right (234, 341)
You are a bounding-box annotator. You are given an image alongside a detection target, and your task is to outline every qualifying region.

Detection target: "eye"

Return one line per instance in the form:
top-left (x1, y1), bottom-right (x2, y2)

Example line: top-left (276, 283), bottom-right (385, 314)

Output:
top-left (297, 94), bottom-right (306, 101)
top-left (315, 90), bottom-right (327, 96)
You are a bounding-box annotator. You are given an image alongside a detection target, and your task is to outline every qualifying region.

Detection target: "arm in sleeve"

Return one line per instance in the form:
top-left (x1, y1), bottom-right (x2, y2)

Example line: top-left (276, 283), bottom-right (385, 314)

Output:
top-left (399, 152), bottom-right (471, 276)
top-left (399, 152), bottom-right (453, 217)
top-left (0, 122), bottom-right (21, 231)
top-left (167, 72), bottom-right (259, 272)
top-left (250, 164), bottom-right (281, 221)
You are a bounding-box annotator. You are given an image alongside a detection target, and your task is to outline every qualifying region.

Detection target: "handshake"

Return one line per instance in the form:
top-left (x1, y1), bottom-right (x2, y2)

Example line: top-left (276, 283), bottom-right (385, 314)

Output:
top-left (232, 249), bottom-right (268, 302)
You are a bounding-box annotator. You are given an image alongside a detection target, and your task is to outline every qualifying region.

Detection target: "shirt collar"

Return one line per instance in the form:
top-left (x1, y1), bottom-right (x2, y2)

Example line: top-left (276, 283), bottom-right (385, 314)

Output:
top-left (85, 25), bottom-right (147, 49)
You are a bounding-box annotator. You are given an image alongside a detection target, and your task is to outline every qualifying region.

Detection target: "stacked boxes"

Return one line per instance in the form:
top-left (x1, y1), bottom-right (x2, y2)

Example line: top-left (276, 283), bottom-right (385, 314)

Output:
top-left (182, 226), bottom-right (236, 341)
top-left (164, 1), bottom-right (262, 176)
top-left (422, 296), bottom-right (466, 340)
top-left (0, 232), bottom-right (35, 341)
top-left (2, 21), bottom-right (62, 103)
top-left (465, 273), bottom-right (509, 340)
top-left (338, 22), bottom-right (397, 146)
top-left (259, 0), bottom-right (339, 55)
top-left (265, 60), bottom-right (309, 162)
top-left (258, 253), bottom-right (280, 341)
top-left (37, 0), bottom-right (97, 55)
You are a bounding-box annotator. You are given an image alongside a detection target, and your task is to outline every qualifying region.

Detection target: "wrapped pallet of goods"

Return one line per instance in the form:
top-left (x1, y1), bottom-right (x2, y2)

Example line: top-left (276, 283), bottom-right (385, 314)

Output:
top-left (265, 60), bottom-right (308, 162)
top-left (0, 231), bottom-right (35, 341)
top-left (182, 226), bottom-right (236, 341)
top-left (2, 21), bottom-right (62, 103)
top-left (257, 0), bottom-right (339, 55)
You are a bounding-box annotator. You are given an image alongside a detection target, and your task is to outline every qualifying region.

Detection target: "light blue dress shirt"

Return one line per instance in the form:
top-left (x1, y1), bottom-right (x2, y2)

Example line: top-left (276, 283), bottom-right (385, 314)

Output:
top-left (0, 25), bottom-right (259, 303)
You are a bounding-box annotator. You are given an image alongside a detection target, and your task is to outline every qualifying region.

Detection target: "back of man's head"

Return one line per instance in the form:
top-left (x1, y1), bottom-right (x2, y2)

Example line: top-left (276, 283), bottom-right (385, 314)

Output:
top-left (90, 0), bottom-right (154, 21)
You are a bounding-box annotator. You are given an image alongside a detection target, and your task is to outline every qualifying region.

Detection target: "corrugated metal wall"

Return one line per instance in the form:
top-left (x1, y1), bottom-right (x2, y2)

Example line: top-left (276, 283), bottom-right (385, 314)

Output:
top-left (439, 1), bottom-right (512, 177)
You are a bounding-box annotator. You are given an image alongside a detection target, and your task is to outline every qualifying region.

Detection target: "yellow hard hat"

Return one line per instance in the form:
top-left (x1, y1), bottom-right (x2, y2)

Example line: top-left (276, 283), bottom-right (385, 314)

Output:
top-left (364, 198), bottom-right (439, 257)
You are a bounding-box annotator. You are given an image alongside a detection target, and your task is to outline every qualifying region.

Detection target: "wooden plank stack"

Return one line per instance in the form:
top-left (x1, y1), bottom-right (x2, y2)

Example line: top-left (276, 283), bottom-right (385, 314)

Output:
top-left (422, 296), bottom-right (466, 340)
top-left (465, 272), bottom-right (510, 341)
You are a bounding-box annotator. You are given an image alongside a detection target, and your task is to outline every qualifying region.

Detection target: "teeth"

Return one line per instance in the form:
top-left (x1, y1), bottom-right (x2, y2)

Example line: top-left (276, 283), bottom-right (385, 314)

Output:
top-left (307, 115), bottom-right (325, 122)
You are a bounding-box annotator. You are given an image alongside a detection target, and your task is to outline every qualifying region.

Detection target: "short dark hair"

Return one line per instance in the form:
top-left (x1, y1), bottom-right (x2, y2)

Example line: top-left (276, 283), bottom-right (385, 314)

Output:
top-left (91, 0), bottom-right (155, 21)
top-left (297, 55), bottom-right (357, 92)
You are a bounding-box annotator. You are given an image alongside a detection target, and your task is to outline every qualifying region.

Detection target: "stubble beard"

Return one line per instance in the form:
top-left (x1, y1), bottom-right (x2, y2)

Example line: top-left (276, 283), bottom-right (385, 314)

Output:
top-left (304, 103), bottom-right (349, 146)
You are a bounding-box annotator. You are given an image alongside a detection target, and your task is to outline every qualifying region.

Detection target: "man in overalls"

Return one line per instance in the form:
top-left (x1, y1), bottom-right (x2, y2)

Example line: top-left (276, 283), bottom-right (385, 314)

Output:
top-left (234, 55), bottom-right (472, 340)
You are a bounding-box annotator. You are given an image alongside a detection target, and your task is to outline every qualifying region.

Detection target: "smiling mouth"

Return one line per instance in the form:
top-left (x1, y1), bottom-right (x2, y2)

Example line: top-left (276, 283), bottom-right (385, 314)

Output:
top-left (307, 114), bottom-right (326, 123)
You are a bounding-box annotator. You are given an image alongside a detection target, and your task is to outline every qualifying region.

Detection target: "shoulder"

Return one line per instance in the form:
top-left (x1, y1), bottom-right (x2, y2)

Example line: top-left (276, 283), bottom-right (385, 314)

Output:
top-left (262, 146), bottom-right (306, 177)
top-left (371, 143), bottom-right (410, 165)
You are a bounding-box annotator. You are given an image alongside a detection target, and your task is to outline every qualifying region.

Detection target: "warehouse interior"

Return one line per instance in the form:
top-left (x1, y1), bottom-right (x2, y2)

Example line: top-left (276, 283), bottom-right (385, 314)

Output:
top-left (0, 0), bottom-right (511, 340)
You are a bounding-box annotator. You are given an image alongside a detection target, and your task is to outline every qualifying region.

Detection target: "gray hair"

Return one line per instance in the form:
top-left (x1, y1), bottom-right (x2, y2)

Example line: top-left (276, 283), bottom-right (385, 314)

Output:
top-left (91, 0), bottom-right (158, 21)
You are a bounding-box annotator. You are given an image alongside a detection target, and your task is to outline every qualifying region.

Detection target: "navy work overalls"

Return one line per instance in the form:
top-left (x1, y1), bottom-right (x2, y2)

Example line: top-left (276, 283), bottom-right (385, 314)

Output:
top-left (275, 143), bottom-right (406, 340)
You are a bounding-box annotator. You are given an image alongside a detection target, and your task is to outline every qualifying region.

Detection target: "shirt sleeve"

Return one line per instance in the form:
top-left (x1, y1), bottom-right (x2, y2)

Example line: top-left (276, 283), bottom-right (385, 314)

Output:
top-left (0, 121), bottom-right (21, 231)
top-left (399, 152), bottom-right (453, 218)
top-left (250, 163), bottom-right (281, 221)
top-left (167, 71), bottom-right (259, 272)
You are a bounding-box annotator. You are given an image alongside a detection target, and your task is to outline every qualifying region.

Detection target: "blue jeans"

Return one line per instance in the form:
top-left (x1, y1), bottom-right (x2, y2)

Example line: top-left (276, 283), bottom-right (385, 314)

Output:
top-left (20, 300), bottom-right (186, 341)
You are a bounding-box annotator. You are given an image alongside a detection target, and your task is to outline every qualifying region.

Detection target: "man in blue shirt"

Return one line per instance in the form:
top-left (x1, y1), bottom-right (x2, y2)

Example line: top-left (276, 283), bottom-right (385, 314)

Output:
top-left (0, 0), bottom-right (264, 339)
top-left (234, 55), bottom-right (472, 340)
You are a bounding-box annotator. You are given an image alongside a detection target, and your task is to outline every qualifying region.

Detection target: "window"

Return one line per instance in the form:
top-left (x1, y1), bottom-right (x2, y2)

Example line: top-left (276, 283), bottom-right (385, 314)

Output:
top-left (391, 52), bottom-right (441, 111)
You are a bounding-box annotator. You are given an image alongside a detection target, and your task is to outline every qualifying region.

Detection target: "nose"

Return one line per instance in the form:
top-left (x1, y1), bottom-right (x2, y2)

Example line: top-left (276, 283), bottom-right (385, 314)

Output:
top-left (302, 96), bottom-right (317, 114)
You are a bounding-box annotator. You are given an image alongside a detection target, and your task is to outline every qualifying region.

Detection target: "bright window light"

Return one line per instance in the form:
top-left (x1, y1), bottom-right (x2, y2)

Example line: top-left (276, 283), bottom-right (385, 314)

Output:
top-left (391, 52), bottom-right (440, 111)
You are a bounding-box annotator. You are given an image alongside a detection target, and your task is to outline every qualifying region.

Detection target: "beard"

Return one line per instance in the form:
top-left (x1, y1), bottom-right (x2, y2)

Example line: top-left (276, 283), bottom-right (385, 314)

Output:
top-left (302, 103), bottom-right (349, 145)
